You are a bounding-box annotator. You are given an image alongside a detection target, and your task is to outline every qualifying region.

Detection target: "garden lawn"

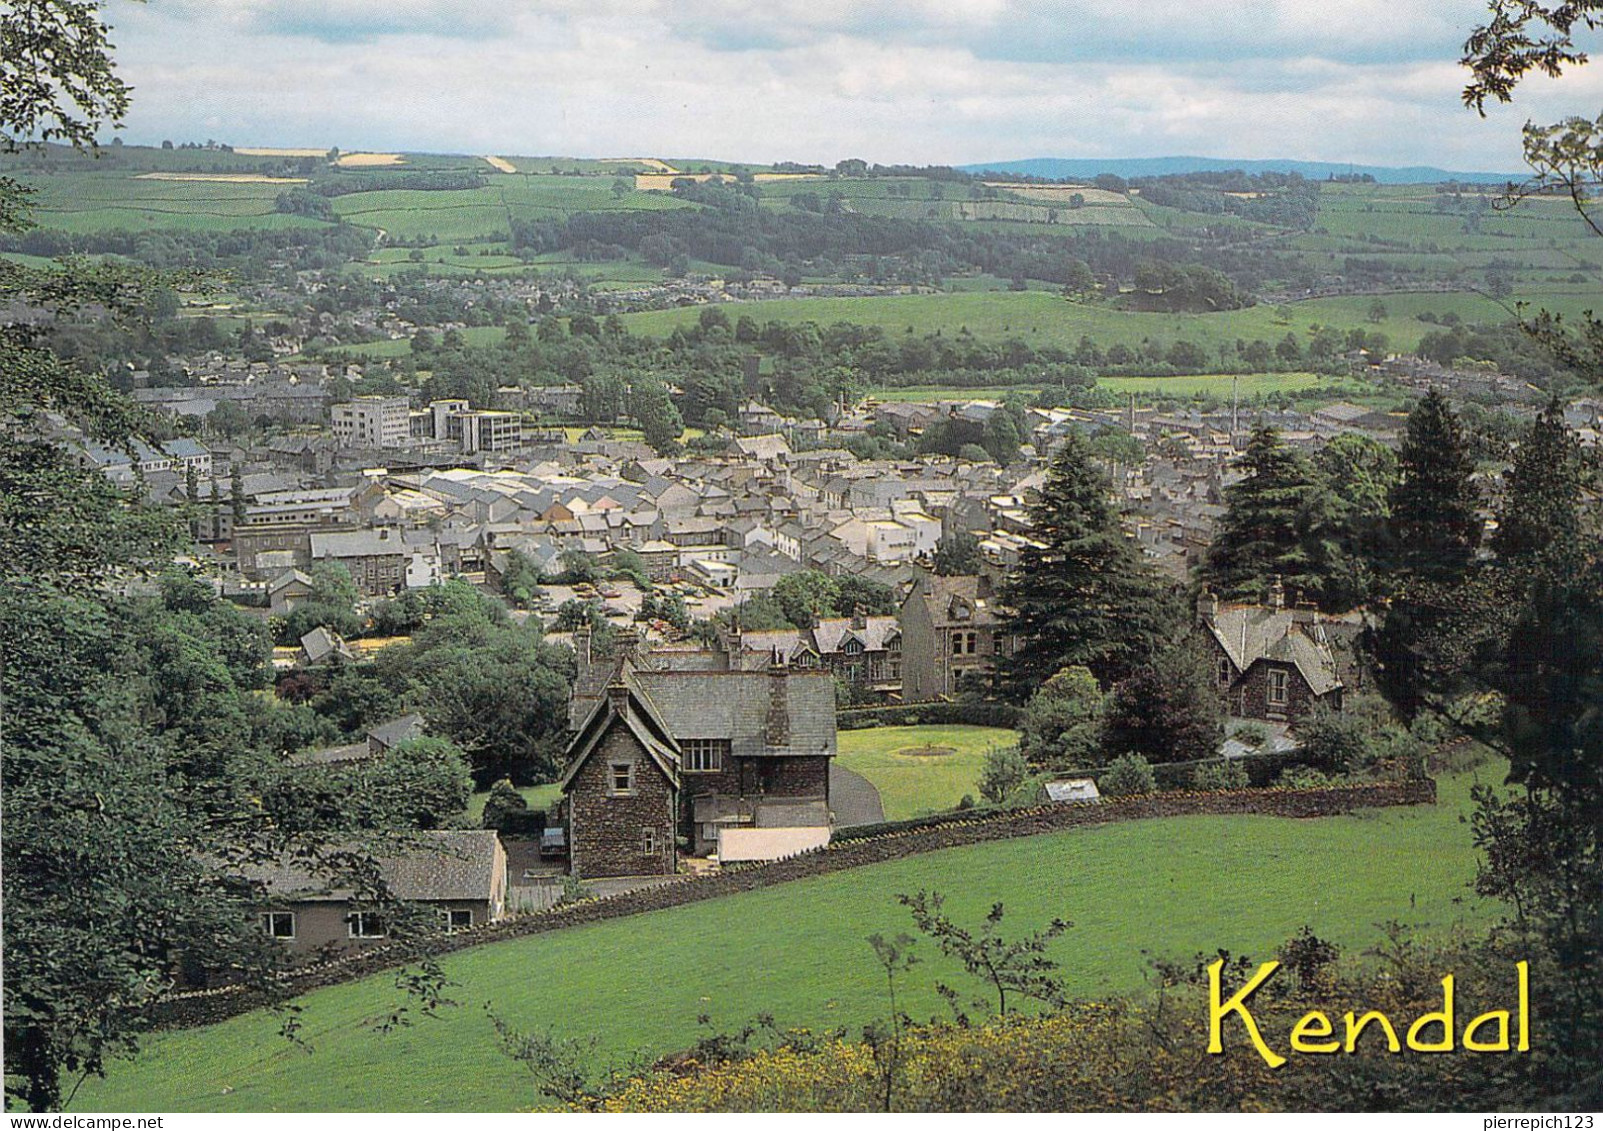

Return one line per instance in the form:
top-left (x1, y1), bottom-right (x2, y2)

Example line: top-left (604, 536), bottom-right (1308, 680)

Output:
top-left (463, 783), bottom-right (563, 824)
top-left (836, 724), bottom-right (1017, 819)
top-left (74, 765), bottom-right (1504, 1113)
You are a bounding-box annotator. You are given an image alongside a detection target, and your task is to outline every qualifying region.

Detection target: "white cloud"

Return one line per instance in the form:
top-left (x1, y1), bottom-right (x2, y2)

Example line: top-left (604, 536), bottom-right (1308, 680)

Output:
top-left (103, 0), bottom-right (1599, 171)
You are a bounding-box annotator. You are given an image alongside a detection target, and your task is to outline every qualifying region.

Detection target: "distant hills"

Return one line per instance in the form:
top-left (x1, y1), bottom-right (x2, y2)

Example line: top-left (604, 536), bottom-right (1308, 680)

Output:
top-left (959, 156), bottom-right (1521, 185)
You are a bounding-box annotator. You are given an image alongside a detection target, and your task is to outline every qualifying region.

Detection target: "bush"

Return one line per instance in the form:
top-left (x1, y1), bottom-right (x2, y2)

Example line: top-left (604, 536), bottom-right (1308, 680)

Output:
top-left (1099, 753), bottom-right (1157, 797)
top-left (978, 745), bottom-right (1029, 805)
top-left (1018, 666), bottom-right (1103, 767)
top-left (1192, 759), bottom-right (1249, 791)
top-left (480, 777), bottom-right (528, 831)
top-left (1276, 765), bottom-right (1336, 789)
top-left (1296, 705), bottom-right (1374, 773)
top-left (1229, 722), bottom-right (1268, 748)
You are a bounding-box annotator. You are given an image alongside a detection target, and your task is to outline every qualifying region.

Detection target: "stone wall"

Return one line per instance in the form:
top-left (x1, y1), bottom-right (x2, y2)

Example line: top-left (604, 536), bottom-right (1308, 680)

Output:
top-left (568, 722), bottom-right (678, 880)
top-left (151, 778), bottom-right (1434, 1030)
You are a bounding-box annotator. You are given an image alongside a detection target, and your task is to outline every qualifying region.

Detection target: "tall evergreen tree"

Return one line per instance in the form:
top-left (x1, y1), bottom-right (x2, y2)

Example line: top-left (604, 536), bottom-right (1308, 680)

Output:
top-left (1493, 399), bottom-right (1588, 561)
top-left (1001, 432), bottom-right (1175, 697)
top-left (1387, 390), bottom-right (1481, 584)
top-left (1198, 425), bottom-right (1358, 608)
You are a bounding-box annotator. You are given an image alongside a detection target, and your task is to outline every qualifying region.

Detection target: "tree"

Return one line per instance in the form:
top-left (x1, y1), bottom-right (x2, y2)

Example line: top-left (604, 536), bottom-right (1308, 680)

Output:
top-left (771, 571), bottom-right (840, 629)
top-left (480, 777), bottom-right (530, 831)
top-left (0, 0), bottom-right (131, 150)
top-left (1199, 426), bottom-right (1360, 609)
top-left (1492, 400), bottom-right (1588, 560)
top-left (1100, 643), bottom-right (1224, 766)
top-left (977, 744), bottom-right (1029, 805)
top-left (898, 890), bottom-right (1070, 1018)
top-left (1367, 299), bottom-right (1389, 324)
top-left (1018, 666), bottom-right (1103, 766)
top-left (832, 574), bottom-right (895, 619)
top-left (1388, 390), bottom-right (1481, 585)
top-left (229, 463), bottom-right (246, 524)
top-left (932, 531), bottom-right (982, 576)
top-left (631, 376), bottom-right (682, 454)
top-left (1001, 432), bottom-right (1176, 696)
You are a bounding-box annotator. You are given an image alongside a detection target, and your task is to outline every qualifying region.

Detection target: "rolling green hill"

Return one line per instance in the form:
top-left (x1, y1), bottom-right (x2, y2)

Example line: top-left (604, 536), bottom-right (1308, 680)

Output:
top-left (76, 765), bottom-right (1503, 1113)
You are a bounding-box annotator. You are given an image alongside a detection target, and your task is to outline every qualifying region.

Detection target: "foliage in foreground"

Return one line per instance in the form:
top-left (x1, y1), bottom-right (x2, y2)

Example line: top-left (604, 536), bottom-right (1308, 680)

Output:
top-left (594, 931), bottom-right (1593, 1112)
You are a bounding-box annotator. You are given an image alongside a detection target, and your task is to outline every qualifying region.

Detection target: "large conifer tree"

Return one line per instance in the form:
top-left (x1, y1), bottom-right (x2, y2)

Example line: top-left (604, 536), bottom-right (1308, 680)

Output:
top-left (1001, 432), bottom-right (1174, 697)
top-left (1492, 399), bottom-right (1587, 560)
top-left (1198, 425), bottom-right (1357, 608)
top-left (1388, 390), bottom-right (1482, 584)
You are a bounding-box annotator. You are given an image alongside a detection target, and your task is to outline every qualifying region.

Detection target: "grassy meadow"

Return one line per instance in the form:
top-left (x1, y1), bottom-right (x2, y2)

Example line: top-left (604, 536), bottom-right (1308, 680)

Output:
top-left (619, 287), bottom-right (1603, 356)
top-left (75, 764), bottom-right (1504, 1112)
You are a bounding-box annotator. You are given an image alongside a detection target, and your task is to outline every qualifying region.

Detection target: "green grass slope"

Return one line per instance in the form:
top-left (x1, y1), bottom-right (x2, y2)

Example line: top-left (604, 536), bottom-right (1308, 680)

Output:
top-left (76, 766), bottom-right (1503, 1113)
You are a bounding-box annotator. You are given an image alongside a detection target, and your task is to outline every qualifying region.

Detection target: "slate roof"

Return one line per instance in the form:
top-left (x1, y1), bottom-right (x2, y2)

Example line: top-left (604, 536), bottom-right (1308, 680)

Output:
top-left (269, 568), bottom-right (313, 594)
top-left (367, 713), bottom-right (425, 750)
top-left (812, 615), bottom-right (899, 654)
top-left (1207, 605), bottom-right (1343, 696)
top-left (299, 626), bottom-right (350, 664)
top-left (242, 830), bottom-right (503, 903)
top-left (286, 740), bottom-right (372, 767)
top-left (310, 528), bottom-right (407, 559)
top-left (629, 669), bottom-right (837, 759)
top-left (916, 574), bottom-right (1003, 629)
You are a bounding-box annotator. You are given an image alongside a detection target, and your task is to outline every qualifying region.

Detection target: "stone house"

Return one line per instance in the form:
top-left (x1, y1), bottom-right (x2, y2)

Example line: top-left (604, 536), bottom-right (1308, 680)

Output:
top-left (1196, 585), bottom-right (1344, 723)
top-left (898, 572), bottom-right (1011, 699)
top-left (248, 830), bottom-right (508, 960)
top-left (561, 636), bottom-right (837, 878)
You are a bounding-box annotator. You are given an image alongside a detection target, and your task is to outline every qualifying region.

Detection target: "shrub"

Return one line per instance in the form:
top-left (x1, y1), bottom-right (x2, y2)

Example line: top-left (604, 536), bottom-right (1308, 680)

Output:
top-left (978, 745), bottom-right (1029, 805)
top-left (1229, 722), bottom-right (1269, 748)
top-left (1276, 765), bottom-right (1336, 789)
top-left (1296, 706), bottom-right (1374, 773)
top-left (1192, 759), bottom-right (1249, 791)
top-left (481, 778), bottom-right (528, 831)
top-left (836, 702), bottom-right (1021, 730)
top-left (1099, 753), bottom-right (1156, 796)
top-left (1018, 666), bottom-right (1103, 767)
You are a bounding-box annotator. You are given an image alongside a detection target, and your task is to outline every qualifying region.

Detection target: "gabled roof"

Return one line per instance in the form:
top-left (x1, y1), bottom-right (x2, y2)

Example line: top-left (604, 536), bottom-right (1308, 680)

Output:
top-left (367, 713), bottom-right (425, 750)
top-left (269, 568), bottom-right (314, 594)
top-left (629, 668), bottom-right (836, 759)
top-left (812, 616), bottom-right (900, 654)
top-left (559, 681), bottom-right (682, 793)
top-left (1207, 605), bottom-right (1342, 696)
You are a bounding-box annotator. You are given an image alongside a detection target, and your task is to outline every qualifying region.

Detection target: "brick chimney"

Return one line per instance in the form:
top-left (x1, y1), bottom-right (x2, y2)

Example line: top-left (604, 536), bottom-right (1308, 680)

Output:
top-left (1269, 575), bottom-right (1285, 611)
top-left (1195, 588), bottom-right (1218, 627)
top-left (606, 680), bottom-right (629, 716)
top-left (851, 604), bottom-right (867, 631)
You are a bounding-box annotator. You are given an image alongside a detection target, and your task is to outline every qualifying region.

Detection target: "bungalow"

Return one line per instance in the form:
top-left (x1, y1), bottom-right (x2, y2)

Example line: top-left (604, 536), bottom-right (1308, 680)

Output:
top-left (248, 830), bottom-right (508, 959)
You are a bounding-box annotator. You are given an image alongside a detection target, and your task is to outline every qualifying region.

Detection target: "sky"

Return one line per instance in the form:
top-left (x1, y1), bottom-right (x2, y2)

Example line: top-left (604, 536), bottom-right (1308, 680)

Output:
top-left (104, 0), bottom-right (1603, 172)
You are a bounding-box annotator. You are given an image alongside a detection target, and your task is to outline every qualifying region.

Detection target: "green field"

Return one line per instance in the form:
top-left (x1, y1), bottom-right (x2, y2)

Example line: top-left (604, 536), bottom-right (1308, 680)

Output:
top-left (836, 724), bottom-right (1015, 819)
top-left (868, 372), bottom-right (1368, 403)
top-left (76, 765), bottom-right (1504, 1112)
top-left (618, 288), bottom-right (1602, 355)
